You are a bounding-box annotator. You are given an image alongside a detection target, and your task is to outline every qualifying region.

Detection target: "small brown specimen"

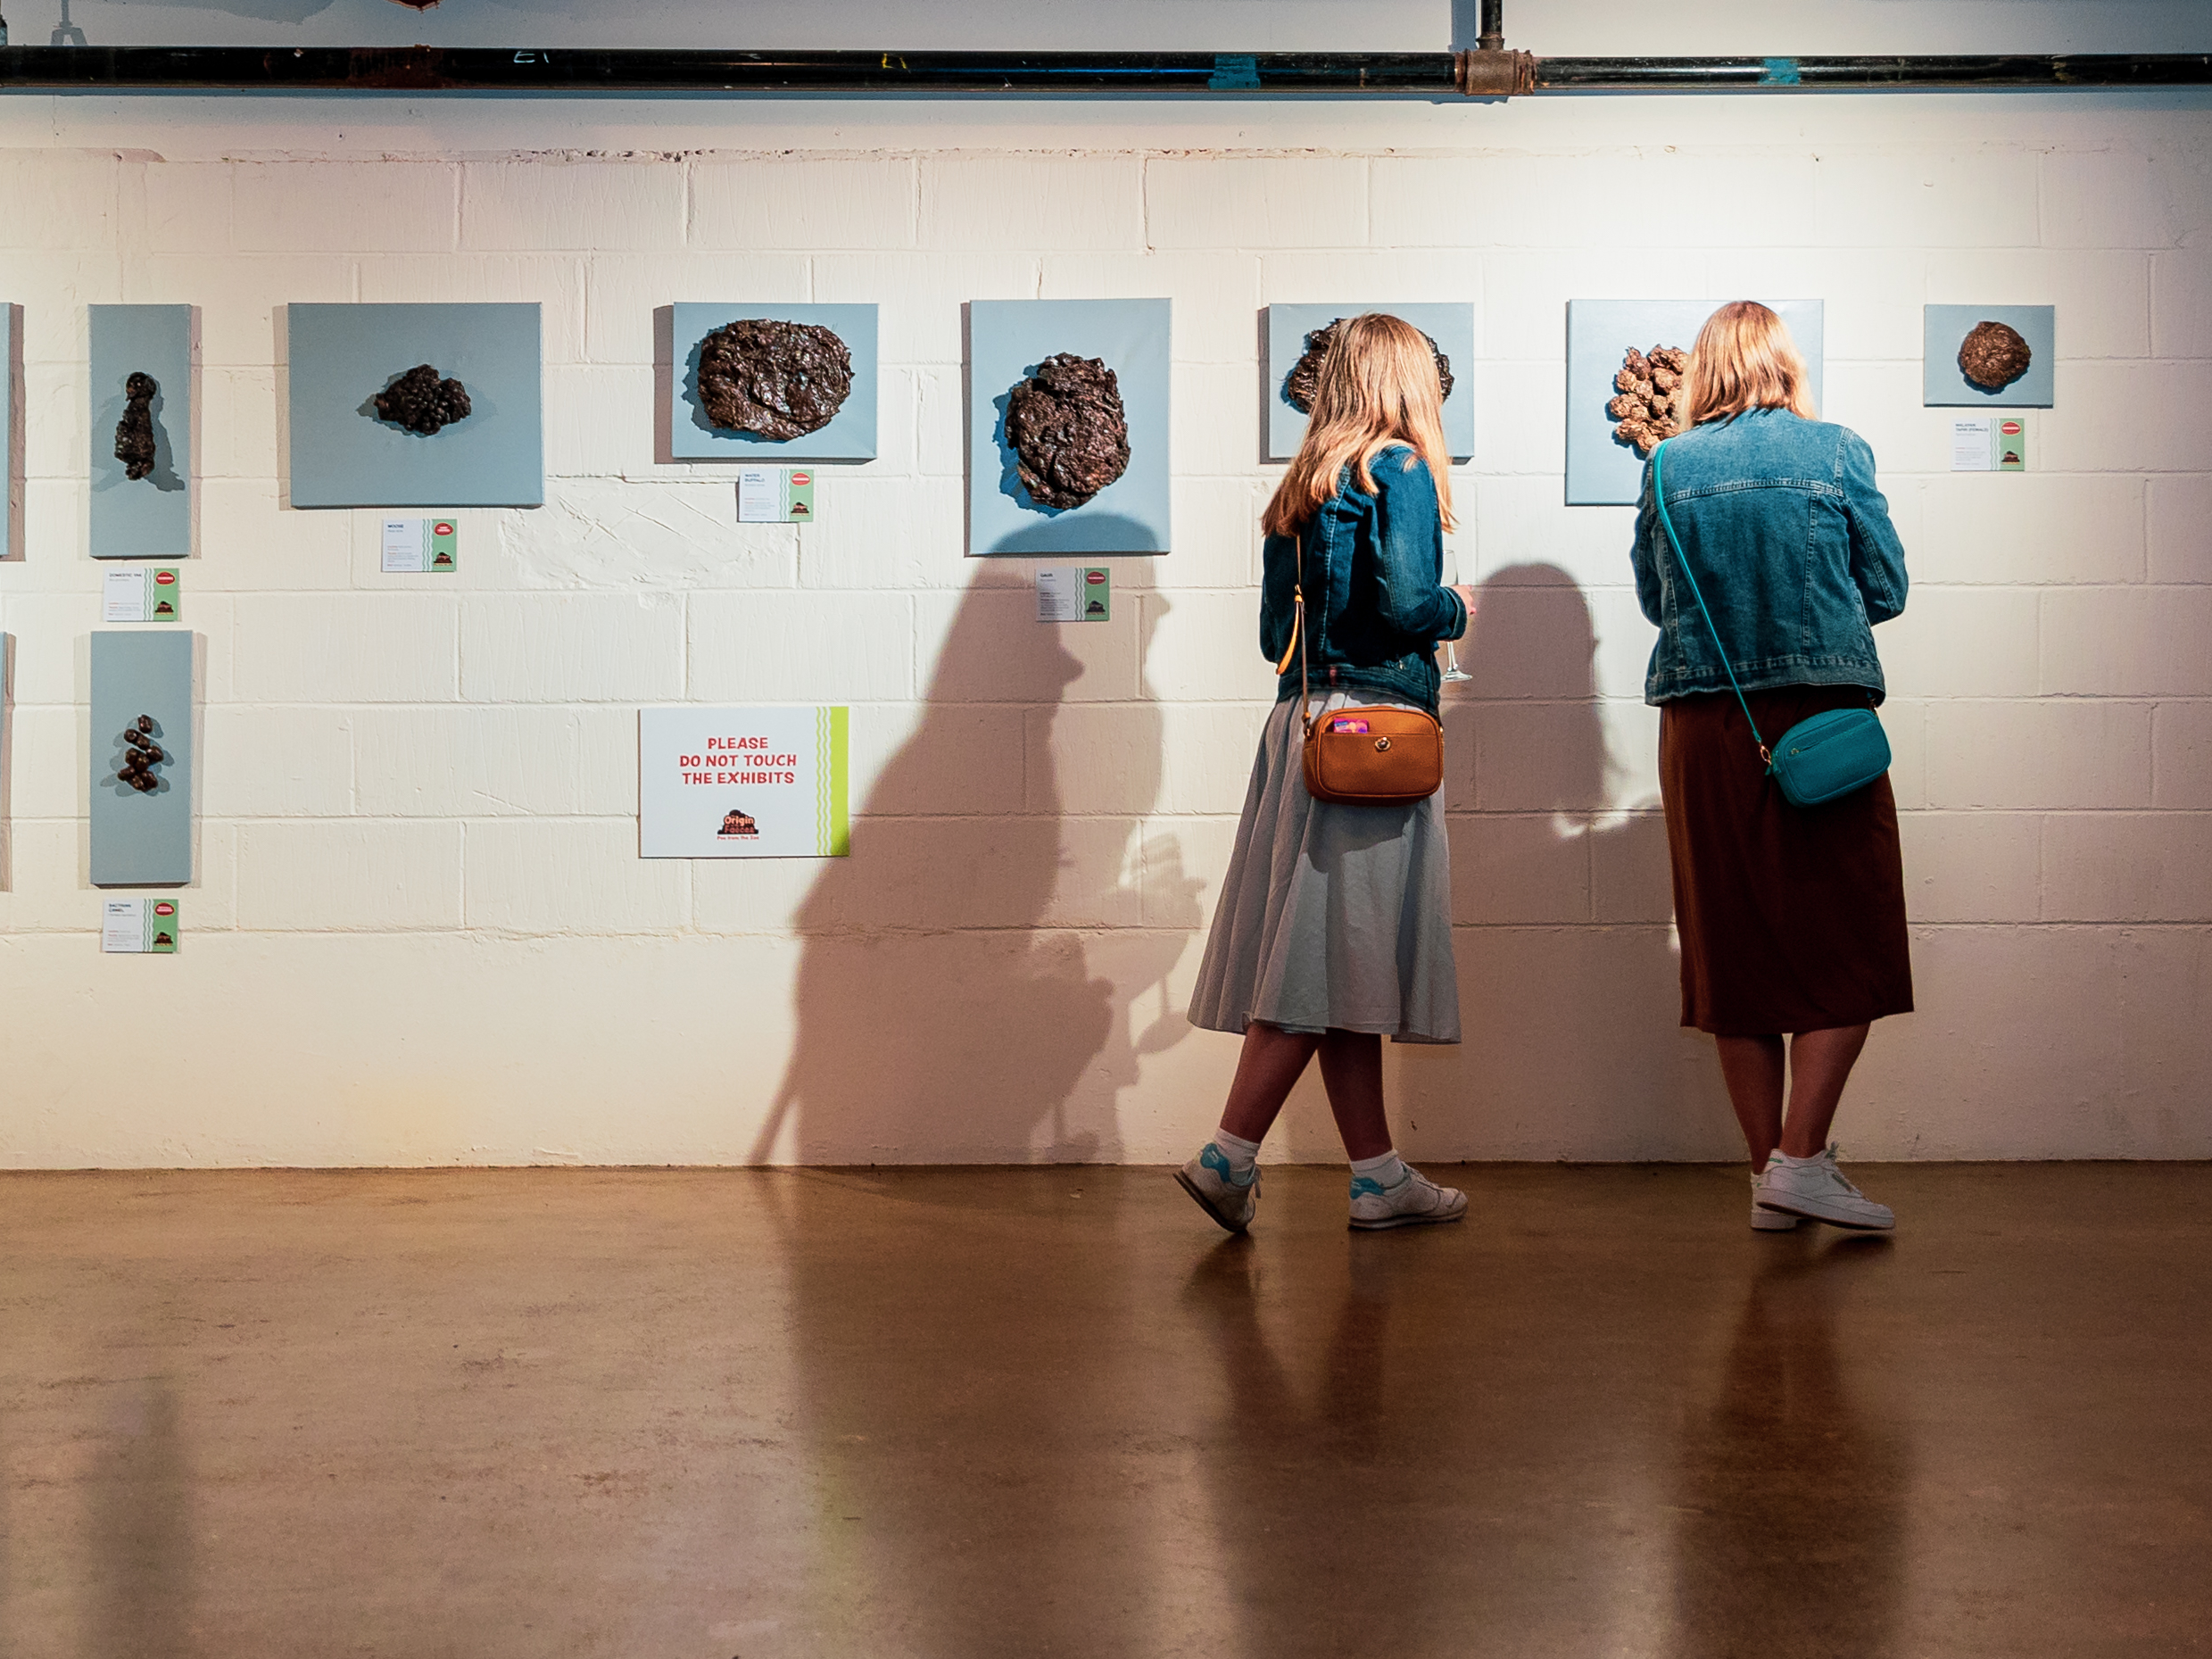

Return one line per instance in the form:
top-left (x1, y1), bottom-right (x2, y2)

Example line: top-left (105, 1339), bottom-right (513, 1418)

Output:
top-left (374, 364), bottom-right (472, 435)
top-left (119, 717), bottom-right (162, 792)
top-left (1006, 353), bottom-right (1131, 510)
top-left (1958, 320), bottom-right (2033, 392)
top-left (1284, 318), bottom-right (1454, 414)
top-left (697, 319), bottom-right (854, 442)
top-left (1610, 344), bottom-right (1690, 456)
top-left (115, 371), bottom-right (159, 481)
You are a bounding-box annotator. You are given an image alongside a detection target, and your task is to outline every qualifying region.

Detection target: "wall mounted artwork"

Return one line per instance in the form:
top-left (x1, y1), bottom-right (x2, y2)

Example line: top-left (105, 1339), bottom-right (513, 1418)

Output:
top-left (1264, 303), bottom-right (1475, 462)
top-left (90, 304), bottom-right (193, 558)
top-left (1565, 299), bottom-right (1826, 507)
top-left (1924, 305), bottom-right (2055, 408)
top-left (671, 303), bottom-right (878, 462)
top-left (967, 298), bottom-right (1171, 557)
top-left (287, 303), bottom-right (543, 508)
top-left (90, 629), bottom-right (194, 887)
top-left (3, 303), bottom-right (17, 560)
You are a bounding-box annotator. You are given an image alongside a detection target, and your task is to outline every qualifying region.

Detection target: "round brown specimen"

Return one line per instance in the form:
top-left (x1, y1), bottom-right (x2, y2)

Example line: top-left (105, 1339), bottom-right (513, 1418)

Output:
top-left (1283, 318), bottom-right (1455, 415)
top-left (137, 715), bottom-right (153, 734)
top-left (1609, 342), bottom-right (1691, 456)
top-left (697, 319), bottom-right (854, 441)
top-left (115, 370), bottom-right (159, 481)
top-left (374, 364), bottom-right (473, 435)
top-left (1005, 353), bottom-right (1131, 510)
top-left (1958, 320), bottom-right (2033, 392)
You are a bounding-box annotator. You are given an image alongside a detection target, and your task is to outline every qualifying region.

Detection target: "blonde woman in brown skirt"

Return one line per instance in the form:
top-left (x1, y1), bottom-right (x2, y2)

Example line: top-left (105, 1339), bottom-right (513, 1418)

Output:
top-left (1629, 302), bottom-right (1912, 1232)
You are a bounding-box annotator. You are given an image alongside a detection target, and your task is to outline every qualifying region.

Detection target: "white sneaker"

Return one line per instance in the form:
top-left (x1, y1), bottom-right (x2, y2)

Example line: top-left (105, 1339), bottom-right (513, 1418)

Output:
top-left (1755, 1143), bottom-right (1894, 1232)
top-left (1348, 1165), bottom-right (1467, 1231)
top-left (1176, 1143), bottom-right (1259, 1234)
top-left (1752, 1169), bottom-right (1802, 1232)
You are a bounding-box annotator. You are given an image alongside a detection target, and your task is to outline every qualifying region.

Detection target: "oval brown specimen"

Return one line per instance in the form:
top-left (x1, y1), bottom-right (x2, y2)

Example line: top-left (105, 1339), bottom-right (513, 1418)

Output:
top-left (374, 365), bottom-right (473, 435)
top-left (1006, 353), bottom-right (1131, 510)
top-left (1610, 344), bottom-right (1690, 456)
top-left (697, 319), bottom-right (854, 441)
top-left (1284, 318), bottom-right (1454, 415)
top-left (1958, 319), bottom-right (2033, 392)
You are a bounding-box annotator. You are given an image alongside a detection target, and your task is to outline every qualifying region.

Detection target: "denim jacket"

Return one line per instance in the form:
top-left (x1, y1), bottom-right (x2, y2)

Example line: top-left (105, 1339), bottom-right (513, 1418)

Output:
top-left (1262, 446), bottom-right (1469, 718)
top-left (1631, 408), bottom-right (1908, 706)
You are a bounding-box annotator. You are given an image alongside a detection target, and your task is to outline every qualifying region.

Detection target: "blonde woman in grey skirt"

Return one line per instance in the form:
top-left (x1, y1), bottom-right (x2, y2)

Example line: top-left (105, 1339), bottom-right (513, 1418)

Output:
top-left (1177, 313), bottom-right (1477, 1235)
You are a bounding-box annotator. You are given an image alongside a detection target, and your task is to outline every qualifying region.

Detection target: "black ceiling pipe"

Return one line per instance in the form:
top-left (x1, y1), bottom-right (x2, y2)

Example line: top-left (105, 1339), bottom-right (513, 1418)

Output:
top-left (0, 45), bottom-right (2208, 97)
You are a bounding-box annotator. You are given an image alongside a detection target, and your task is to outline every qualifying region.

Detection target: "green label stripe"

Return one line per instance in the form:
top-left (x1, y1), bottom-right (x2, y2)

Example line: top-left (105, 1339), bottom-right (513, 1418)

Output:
top-left (814, 706), bottom-right (850, 858)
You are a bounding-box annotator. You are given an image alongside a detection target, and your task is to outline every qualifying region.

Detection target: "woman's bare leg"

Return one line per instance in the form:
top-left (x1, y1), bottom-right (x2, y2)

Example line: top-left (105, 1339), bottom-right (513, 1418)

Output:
top-left (1217, 1022), bottom-right (1322, 1146)
top-left (1316, 1030), bottom-right (1391, 1162)
top-left (1716, 1034), bottom-right (1785, 1172)
top-left (1777, 1024), bottom-right (1872, 1158)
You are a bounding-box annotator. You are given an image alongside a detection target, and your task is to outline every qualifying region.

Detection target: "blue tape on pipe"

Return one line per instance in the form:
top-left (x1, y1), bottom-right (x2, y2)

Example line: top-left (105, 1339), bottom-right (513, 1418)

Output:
top-left (1209, 54), bottom-right (1262, 89)
top-left (1761, 57), bottom-right (1802, 86)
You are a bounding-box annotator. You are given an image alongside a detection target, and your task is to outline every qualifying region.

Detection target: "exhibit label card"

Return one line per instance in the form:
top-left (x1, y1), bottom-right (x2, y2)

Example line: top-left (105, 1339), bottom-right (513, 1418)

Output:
top-left (381, 518), bottom-right (459, 573)
top-left (102, 566), bottom-right (182, 622)
top-left (639, 706), bottom-right (850, 859)
top-left (736, 469), bottom-right (815, 524)
top-left (102, 897), bottom-right (179, 954)
top-left (1037, 566), bottom-right (1112, 623)
top-left (1951, 418), bottom-right (2029, 472)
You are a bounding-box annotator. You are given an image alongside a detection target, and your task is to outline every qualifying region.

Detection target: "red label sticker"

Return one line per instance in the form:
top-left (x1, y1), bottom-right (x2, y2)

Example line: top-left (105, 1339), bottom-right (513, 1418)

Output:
top-left (790, 471), bottom-right (811, 486)
top-left (154, 902), bottom-right (176, 916)
top-left (154, 570), bottom-right (176, 585)
top-left (1085, 570), bottom-right (1107, 585)
top-left (434, 521), bottom-right (455, 536)
top-left (1330, 718), bottom-right (1371, 734)
top-left (2000, 420), bottom-right (2023, 436)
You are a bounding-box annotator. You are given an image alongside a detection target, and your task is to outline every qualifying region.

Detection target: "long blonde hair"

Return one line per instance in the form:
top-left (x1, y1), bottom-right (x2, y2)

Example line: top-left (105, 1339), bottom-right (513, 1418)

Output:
top-left (1263, 312), bottom-right (1455, 536)
top-left (1679, 301), bottom-right (1818, 427)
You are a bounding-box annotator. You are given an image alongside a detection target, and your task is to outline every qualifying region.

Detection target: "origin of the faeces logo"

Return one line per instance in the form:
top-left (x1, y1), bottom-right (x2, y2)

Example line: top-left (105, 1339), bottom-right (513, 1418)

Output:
top-left (638, 706), bottom-right (849, 859)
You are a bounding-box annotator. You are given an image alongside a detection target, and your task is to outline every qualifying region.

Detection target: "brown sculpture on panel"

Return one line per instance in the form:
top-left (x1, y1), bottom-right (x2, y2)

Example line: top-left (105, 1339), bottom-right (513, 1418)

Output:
top-left (1957, 319), bottom-right (2033, 392)
top-left (374, 364), bottom-right (473, 435)
top-left (1285, 317), bottom-right (1454, 413)
top-left (114, 371), bottom-right (159, 481)
top-left (1608, 344), bottom-right (1690, 455)
top-left (697, 319), bottom-right (855, 441)
top-left (1005, 353), bottom-right (1131, 510)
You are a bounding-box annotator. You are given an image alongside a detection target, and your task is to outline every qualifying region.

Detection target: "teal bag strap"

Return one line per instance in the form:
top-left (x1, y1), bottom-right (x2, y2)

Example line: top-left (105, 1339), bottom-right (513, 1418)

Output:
top-left (1651, 439), bottom-right (1773, 771)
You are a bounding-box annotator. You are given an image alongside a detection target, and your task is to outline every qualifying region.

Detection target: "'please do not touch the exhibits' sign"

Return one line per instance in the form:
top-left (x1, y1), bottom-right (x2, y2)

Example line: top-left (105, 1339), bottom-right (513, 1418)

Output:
top-left (639, 707), bottom-right (850, 859)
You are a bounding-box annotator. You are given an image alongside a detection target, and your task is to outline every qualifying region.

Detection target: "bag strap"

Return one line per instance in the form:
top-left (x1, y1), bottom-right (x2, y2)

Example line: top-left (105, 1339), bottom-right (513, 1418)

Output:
top-left (1652, 440), bottom-right (1772, 769)
top-left (1272, 531), bottom-right (1319, 738)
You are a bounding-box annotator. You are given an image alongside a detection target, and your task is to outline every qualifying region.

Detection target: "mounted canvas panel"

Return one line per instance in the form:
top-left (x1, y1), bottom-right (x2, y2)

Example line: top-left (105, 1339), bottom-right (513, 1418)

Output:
top-left (1924, 304), bottom-right (2056, 408)
top-left (670, 303), bottom-right (879, 461)
top-left (90, 304), bottom-right (193, 559)
top-left (967, 298), bottom-right (1171, 557)
top-left (4, 303), bottom-right (18, 560)
top-left (287, 303), bottom-right (543, 508)
top-left (90, 629), bottom-right (194, 887)
top-left (1565, 300), bottom-right (1826, 507)
top-left (1265, 303), bottom-right (1475, 462)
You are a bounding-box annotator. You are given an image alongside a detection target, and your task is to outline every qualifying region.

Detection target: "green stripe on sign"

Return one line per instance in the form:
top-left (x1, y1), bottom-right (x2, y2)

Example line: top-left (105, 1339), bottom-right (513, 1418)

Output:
top-left (814, 706), bottom-right (850, 858)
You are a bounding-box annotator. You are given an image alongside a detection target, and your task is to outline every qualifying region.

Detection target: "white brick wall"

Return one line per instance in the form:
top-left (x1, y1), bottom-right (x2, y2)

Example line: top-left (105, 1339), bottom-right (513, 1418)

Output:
top-left (0, 86), bottom-right (2208, 1168)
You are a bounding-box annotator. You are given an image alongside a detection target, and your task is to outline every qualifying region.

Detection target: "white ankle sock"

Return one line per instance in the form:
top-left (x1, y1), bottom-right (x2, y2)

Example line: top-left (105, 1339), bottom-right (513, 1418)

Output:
top-left (1350, 1149), bottom-right (1408, 1187)
top-left (1212, 1129), bottom-right (1261, 1175)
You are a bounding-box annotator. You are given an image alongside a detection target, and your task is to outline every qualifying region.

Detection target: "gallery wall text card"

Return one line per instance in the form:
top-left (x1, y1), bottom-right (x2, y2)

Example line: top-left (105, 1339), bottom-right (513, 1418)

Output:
top-left (102, 566), bottom-right (182, 622)
top-left (1951, 416), bottom-right (2030, 472)
top-left (288, 303), bottom-right (543, 509)
top-left (671, 303), bottom-right (879, 462)
top-left (967, 298), bottom-right (1171, 557)
top-left (1564, 299), bottom-right (1825, 507)
top-left (1264, 304), bottom-right (1475, 462)
top-left (380, 518), bottom-right (459, 573)
top-left (640, 706), bottom-right (850, 859)
top-left (90, 629), bottom-right (195, 887)
top-left (1037, 566), bottom-right (1112, 622)
top-left (102, 897), bottom-right (179, 953)
top-left (736, 469), bottom-right (815, 523)
top-left (89, 304), bottom-right (193, 559)
top-left (1924, 305), bottom-right (2056, 408)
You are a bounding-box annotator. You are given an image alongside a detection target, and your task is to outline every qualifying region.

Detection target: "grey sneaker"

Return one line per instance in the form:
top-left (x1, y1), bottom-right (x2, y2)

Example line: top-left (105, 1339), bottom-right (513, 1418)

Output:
top-left (1752, 1168), bottom-right (1802, 1231)
top-left (1348, 1165), bottom-right (1467, 1231)
top-left (1176, 1143), bottom-right (1259, 1233)
top-left (1756, 1143), bottom-right (1894, 1232)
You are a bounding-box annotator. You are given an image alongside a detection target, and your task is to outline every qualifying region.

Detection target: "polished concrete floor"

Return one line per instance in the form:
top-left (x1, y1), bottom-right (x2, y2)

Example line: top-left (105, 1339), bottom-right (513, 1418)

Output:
top-left (2, 1164), bottom-right (2208, 1658)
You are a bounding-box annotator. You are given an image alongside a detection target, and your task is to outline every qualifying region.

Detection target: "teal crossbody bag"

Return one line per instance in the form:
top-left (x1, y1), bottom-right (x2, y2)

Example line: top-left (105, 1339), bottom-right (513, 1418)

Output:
top-left (1651, 439), bottom-right (1892, 808)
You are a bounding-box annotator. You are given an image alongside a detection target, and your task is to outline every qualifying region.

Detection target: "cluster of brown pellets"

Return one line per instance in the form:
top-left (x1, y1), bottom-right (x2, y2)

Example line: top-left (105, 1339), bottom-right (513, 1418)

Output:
top-left (373, 364), bottom-right (473, 435)
top-left (117, 716), bottom-right (164, 793)
top-left (115, 371), bottom-right (159, 481)
top-left (1608, 344), bottom-right (1690, 455)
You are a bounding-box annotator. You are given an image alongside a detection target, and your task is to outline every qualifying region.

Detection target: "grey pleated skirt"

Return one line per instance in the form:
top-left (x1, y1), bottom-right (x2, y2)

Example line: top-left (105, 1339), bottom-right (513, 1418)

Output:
top-left (1188, 692), bottom-right (1462, 1045)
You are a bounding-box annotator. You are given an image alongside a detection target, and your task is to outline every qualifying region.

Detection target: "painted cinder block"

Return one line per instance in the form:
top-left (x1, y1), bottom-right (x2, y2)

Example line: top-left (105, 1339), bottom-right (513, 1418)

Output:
top-left (2040, 586), bottom-right (2212, 697)
top-left (689, 591), bottom-right (914, 704)
top-left (1911, 474), bottom-right (2145, 586)
top-left (2042, 812), bottom-right (2212, 923)
top-left (2152, 702), bottom-right (2212, 809)
top-left (814, 253), bottom-right (1042, 366)
top-left (1450, 813), bottom-right (1594, 925)
top-left (1897, 810), bottom-right (2043, 923)
top-left (1926, 700), bottom-right (2153, 809)
top-left (1812, 149), bottom-right (2041, 249)
top-left (460, 162), bottom-right (683, 254)
top-left (510, 480), bottom-right (799, 593)
top-left (799, 477), bottom-right (965, 593)
top-left (2146, 475), bottom-right (2212, 585)
top-left (1025, 702), bottom-right (1170, 817)
top-left (128, 254), bottom-right (351, 369)
top-left (230, 593), bottom-right (459, 703)
top-left (2041, 361), bottom-right (2200, 474)
top-left (360, 255), bottom-right (588, 366)
top-left (460, 593), bottom-right (683, 703)
top-left (199, 706), bottom-right (354, 818)
top-left (2150, 250), bottom-right (2212, 360)
top-left (690, 158), bottom-right (919, 252)
top-left (1042, 252), bottom-right (1261, 364)
top-left (1879, 587), bottom-right (2042, 699)
top-left (843, 700), bottom-right (1026, 817)
top-left (138, 162), bottom-right (235, 256)
top-left (233, 162), bottom-right (456, 254)
top-left (2041, 147), bottom-right (2174, 250)
top-left (1926, 248), bottom-right (2151, 361)
top-left (1472, 701), bottom-right (1620, 815)
top-left (922, 154), bottom-right (1142, 253)
top-left (352, 705), bottom-right (605, 818)
top-left (0, 154), bottom-right (119, 251)
top-left (1147, 156), bottom-right (1370, 252)
top-left (1154, 700), bottom-right (1271, 817)
top-left (191, 478), bottom-right (352, 592)
top-left (465, 817), bottom-right (689, 934)
top-left (235, 819), bottom-right (463, 931)
top-left (1376, 152), bottom-right (1818, 253)
top-left (913, 586), bottom-right (1136, 704)
top-left (1138, 588), bottom-right (1278, 704)
top-left (1588, 810), bottom-right (1675, 925)
top-left (195, 367), bottom-right (278, 482)
top-left (580, 254), bottom-right (810, 365)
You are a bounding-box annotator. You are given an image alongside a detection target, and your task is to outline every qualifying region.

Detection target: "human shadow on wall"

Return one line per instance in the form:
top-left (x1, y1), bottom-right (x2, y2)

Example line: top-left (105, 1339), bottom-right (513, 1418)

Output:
top-left (1390, 562), bottom-right (1728, 1160)
top-left (753, 571), bottom-right (1191, 1166)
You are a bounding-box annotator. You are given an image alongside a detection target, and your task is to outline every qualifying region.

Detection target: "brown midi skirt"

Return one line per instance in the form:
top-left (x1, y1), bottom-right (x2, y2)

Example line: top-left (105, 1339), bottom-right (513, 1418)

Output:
top-left (1659, 685), bottom-right (1913, 1036)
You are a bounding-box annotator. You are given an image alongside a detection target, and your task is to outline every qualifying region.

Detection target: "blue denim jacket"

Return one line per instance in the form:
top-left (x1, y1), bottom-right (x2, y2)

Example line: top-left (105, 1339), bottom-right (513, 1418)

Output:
top-left (1631, 409), bottom-right (1909, 706)
top-left (1262, 446), bottom-right (1469, 717)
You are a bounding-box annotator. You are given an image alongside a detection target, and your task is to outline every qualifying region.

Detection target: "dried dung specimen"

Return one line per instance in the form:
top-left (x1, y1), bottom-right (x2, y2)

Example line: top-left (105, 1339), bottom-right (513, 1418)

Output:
top-left (1006, 353), bottom-right (1131, 510)
top-left (117, 717), bottom-right (164, 794)
top-left (374, 364), bottom-right (472, 435)
top-left (1958, 320), bottom-right (2033, 392)
top-left (1284, 318), bottom-right (1455, 414)
top-left (114, 371), bottom-right (158, 481)
top-left (1608, 344), bottom-right (1690, 456)
top-left (697, 319), bottom-right (854, 441)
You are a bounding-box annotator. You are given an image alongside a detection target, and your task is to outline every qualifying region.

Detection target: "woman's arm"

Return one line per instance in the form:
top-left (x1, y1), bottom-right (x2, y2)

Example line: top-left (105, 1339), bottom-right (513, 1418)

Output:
top-left (1369, 455), bottom-right (1467, 643)
top-left (1631, 458), bottom-right (1665, 625)
top-left (1259, 529), bottom-right (1298, 664)
top-left (1842, 432), bottom-right (1909, 625)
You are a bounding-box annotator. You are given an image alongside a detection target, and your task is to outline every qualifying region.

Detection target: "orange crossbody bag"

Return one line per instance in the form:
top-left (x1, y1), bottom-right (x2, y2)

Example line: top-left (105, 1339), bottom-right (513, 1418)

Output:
top-left (1275, 533), bottom-right (1446, 808)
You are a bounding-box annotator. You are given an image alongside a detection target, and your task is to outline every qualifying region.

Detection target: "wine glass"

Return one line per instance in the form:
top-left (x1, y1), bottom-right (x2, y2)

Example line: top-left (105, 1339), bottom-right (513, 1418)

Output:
top-left (1440, 548), bottom-right (1472, 683)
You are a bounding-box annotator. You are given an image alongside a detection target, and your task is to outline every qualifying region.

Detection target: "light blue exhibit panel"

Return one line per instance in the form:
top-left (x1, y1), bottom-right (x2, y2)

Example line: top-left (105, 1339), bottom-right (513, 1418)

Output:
top-left (967, 298), bottom-right (1172, 557)
top-left (1265, 303), bottom-right (1476, 462)
top-left (3, 303), bottom-right (16, 560)
top-left (1924, 305), bottom-right (2056, 408)
top-left (1564, 300), bottom-right (1826, 507)
top-left (288, 303), bottom-right (543, 508)
top-left (671, 303), bottom-right (879, 461)
top-left (90, 630), bottom-right (195, 887)
top-left (90, 304), bottom-right (193, 559)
